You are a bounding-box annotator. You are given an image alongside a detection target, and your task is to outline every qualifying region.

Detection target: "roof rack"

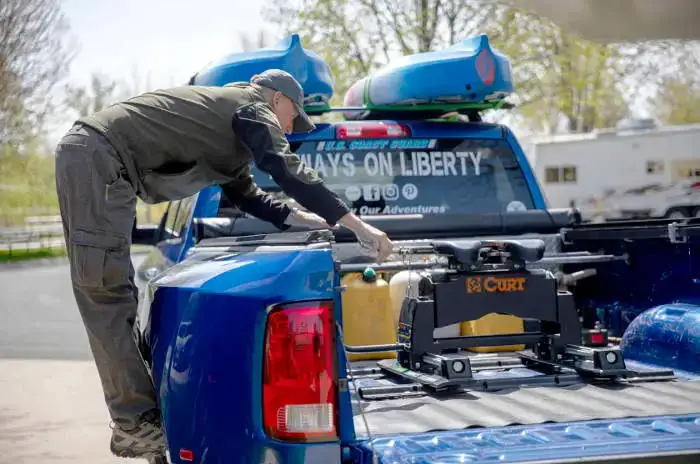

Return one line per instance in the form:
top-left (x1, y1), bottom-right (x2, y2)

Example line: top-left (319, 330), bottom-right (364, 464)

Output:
top-left (307, 100), bottom-right (516, 122)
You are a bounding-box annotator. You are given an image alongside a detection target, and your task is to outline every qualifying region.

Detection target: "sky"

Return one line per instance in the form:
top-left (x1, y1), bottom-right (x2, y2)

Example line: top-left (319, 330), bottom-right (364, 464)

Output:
top-left (51, 0), bottom-right (275, 139)
top-left (61, 0), bottom-right (270, 87)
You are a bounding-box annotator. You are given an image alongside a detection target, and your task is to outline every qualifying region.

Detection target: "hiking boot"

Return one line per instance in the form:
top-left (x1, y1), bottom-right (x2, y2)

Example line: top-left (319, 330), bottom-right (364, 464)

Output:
top-left (110, 409), bottom-right (167, 458)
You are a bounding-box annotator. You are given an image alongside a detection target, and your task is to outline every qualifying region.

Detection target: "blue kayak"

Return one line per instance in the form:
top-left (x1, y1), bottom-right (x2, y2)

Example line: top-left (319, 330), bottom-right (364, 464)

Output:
top-left (343, 34), bottom-right (513, 111)
top-left (191, 34), bottom-right (334, 112)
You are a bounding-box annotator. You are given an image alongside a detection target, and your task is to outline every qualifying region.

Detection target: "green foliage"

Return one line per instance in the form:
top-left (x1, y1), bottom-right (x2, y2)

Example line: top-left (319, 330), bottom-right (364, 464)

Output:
top-left (0, 0), bottom-right (74, 144)
top-left (0, 137), bottom-right (166, 226)
top-left (0, 140), bottom-right (59, 225)
top-left (483, 7), bottom-right (631, 133)
top-left (651, 49), bottom-right (700, 125)
top-left (0, 247), bottom-right (67, 263)
top-left (0, 0), bottom-right (74, 225)
top-left (654, 78), bottom-right (700, 125)
top-left (264, 0), bottom-right (699, 134)
top-left (264, 0), bottom-right (489, 99)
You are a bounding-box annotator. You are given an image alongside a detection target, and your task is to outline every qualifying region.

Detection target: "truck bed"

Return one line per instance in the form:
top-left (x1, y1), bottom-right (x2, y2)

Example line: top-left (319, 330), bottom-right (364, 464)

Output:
top-left (348, 358), bottom-right (700, 436)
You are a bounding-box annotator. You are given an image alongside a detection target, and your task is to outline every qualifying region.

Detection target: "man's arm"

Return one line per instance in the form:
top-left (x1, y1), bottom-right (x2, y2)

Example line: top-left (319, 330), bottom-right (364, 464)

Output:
top-left (231, 102), bottom-right (351, 226)
top-left (230, 101), bottom-right (394, 262)
top-left (219, 164), bottom-right (292, 230)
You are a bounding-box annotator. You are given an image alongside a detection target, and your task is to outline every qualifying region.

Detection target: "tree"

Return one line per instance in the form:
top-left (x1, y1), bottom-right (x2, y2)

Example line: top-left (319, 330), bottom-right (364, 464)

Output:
top-left (0, 0), bottom-right (74, 224)
top-left (654, 77), bottom-right (700, 125)
top-left (264, 0), bottom-right (493, 101)
top-left (263, 0), bottom-right (695, 133)
top-left (118, 65), bottom-right (154, 101)
top-left (63, 64), bottom-right (160, 119)
top-left (482, 7), bottom-right (632, 133)
top-left (651, 47), bottom-right (700, 125)
top-left (0, 135), bottom-right (59, 225)
top-left (63, 72), bottom-right (120, 119)
top-left (0, 0), bottom-right (74, 144)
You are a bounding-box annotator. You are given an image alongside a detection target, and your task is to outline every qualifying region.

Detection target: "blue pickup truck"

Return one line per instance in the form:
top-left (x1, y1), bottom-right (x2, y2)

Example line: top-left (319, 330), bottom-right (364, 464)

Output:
top-left (129, 35), bottom-right (700, 464)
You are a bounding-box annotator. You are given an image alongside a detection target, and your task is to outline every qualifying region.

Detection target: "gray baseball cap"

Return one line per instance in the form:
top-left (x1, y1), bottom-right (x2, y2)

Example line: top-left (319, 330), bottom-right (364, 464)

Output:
top-left (250, 69), bottom-right (316, 133)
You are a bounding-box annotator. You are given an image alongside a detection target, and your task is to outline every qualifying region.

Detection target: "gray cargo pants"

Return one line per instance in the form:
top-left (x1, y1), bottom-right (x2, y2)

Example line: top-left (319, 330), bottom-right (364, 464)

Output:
top-left (54, 123), bottom-right (158, 428)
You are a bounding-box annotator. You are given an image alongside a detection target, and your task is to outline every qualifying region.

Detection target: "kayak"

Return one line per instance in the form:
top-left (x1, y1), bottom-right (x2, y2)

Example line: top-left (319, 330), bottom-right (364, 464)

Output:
top-left (191, 34), bottom-right (335, 113)
top-left (343, 34), bottom-right (513, 118)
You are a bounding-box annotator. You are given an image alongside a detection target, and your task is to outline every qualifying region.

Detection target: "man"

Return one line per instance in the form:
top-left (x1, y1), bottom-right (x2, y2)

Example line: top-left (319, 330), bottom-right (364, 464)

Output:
top-left (54, 68), bottom-right (393, 458)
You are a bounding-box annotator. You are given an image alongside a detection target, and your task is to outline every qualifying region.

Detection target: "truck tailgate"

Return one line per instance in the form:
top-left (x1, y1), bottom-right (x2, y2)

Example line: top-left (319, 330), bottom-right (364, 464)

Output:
top-left (350, 414), bottom-right (700, 463)
top-left (347, 360), bottom-right (700, 463)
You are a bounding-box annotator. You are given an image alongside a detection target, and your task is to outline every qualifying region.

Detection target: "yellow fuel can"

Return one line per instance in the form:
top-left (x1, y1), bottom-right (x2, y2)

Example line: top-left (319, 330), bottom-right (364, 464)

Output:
top-left (340, 267), bottom-right (398, 361)
top-left (460, 313), bottom-right (525, 353)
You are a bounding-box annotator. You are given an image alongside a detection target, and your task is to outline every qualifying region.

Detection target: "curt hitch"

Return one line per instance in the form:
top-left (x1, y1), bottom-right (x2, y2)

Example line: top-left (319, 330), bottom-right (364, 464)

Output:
top-left (342, 238), bottom-right (676, 399)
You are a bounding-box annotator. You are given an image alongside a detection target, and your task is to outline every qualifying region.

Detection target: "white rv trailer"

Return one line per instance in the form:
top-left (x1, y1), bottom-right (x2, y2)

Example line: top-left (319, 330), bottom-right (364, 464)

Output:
top-left (524, 120), bottom-right (700, 221)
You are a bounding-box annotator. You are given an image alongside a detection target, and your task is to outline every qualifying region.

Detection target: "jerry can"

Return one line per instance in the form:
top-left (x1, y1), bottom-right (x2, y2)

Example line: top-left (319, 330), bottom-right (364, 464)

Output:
top-left (388, 270), bottom-right (422, 326)
top-left (341, 268), bottom-right (398, 361)
top-left (389, 270), bottom-right (460, 338)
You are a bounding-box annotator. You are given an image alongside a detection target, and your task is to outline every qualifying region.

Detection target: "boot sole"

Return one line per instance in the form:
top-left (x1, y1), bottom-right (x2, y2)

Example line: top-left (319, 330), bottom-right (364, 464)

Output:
top-left (110, 439), bottom-right (166, 459)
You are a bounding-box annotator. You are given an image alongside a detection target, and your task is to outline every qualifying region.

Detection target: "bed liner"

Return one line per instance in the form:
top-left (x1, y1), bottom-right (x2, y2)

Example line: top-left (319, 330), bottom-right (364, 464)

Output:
top-left (349, 359), bottom-right (700, 437)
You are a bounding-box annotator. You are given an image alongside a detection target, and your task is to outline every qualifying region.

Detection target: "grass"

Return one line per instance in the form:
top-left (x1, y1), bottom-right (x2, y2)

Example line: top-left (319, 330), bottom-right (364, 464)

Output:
top-left (0, 247), bottom-right (67, 263)
top-left (0, 244), bottom-right (155, 264)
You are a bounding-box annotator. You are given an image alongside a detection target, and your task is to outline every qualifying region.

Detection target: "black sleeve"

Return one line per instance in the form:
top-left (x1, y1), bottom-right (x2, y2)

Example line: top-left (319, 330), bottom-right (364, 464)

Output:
top-left (231, 102), bottom-right (351, 226)
top-left (219, 163), bottom-right (292, 231)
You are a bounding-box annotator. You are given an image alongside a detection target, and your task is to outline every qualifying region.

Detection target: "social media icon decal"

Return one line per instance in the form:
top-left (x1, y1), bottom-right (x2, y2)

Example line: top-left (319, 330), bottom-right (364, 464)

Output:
top-left (363, 184), bottom-right (381, 201)
top-left (401, 183), bottom-right (419, 200)
top-left (382, 184), bottom-right (399, 201)
top-left (345, 185), bottom-right (362, 201)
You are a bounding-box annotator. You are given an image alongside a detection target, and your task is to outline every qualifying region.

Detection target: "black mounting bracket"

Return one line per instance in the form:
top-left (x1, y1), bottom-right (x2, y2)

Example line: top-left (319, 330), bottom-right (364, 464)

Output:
top-left (395, 268), bottom-right (582, 372)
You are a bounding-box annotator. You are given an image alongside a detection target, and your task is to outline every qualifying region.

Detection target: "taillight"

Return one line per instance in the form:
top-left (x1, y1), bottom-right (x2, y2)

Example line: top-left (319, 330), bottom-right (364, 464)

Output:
top-left (336, 122), bottom-right (411, 139)
top-left (262, 300), bottom-right (338, 442)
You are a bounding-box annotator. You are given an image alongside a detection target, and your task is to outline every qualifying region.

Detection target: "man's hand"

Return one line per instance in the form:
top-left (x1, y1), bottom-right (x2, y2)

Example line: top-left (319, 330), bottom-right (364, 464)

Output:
top-left (284, 208), bottom-right (339, 230)
top-left (338, 212), bottom-right (393, 263)
top-left (355, 223), bottom-right (394, 263)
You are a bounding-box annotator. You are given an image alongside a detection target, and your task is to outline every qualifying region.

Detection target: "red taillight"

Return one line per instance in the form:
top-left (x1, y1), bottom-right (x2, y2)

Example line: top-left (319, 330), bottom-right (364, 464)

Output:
top-left (336, 122), bottom-right (411, 139)
top-left (263, 300), bottom-right (338, 442)
top-left (179, 449), bottom-right (194, 461)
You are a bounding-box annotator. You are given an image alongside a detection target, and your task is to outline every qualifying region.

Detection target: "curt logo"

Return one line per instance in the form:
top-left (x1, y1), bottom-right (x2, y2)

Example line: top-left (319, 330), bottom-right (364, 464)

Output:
top-left (466, 276), bottom-right (527, 293)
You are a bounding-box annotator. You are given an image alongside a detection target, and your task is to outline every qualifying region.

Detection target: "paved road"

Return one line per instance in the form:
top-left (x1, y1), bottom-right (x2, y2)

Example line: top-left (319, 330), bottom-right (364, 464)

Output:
top-left (0, 253), bottom-right (152, 464)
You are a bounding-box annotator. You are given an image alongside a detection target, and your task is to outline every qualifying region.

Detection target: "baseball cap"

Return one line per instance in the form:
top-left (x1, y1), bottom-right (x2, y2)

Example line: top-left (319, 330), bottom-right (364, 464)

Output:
top-left (250, 69), bottom-right (316, 133)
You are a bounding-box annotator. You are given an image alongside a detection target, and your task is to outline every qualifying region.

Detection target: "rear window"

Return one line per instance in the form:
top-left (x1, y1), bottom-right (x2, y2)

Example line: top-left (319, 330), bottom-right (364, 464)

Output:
top-left (251, 137), bottom-right (535, 216)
